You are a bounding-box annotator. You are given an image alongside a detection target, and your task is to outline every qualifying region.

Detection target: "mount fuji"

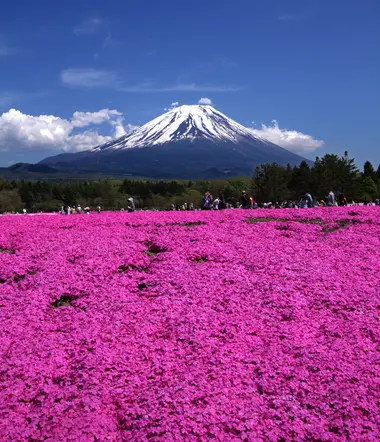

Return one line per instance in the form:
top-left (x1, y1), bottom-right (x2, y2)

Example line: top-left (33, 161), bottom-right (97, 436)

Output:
top-left (39, 105), bottom-right (312, 179)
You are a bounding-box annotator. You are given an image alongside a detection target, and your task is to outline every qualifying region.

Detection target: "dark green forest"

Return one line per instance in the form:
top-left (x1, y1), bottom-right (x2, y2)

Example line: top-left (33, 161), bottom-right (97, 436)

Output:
top-left (0, 153), bottom-right (379, 212)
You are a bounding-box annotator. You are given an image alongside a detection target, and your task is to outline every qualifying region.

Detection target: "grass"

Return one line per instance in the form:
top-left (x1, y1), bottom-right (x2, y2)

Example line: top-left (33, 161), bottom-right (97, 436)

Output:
top-left (51, 294), bottom-right (78, 308)
top-left (144, 241), bottom-right (168, 256)
top-left (118, 264), bottom-right (149, 273)
top-left (0, 248), bottom-right (15, 254)
top-left (247, 216), bottom-right (362, 235)
top-left (247, 217), bottom-right (322, 225)
top-left (190, 255), bottom-right (208, 264)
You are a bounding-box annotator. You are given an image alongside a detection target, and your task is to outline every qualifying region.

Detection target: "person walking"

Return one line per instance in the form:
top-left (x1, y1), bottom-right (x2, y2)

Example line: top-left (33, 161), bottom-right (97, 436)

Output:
top-left (202, 191), bottom-right (213, 210)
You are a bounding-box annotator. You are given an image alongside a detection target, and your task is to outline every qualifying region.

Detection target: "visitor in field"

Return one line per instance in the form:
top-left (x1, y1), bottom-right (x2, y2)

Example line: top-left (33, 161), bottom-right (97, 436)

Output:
top-left (97, 206), bottom-right (101, 214)
top-left (299, 197), bottom-right (308, 208)
top-left (250, 196), bottom-right (258, 209)
top-left (202, 191), bottom-right (213, 210)
top-left (327, 191), bottom-right (336, 206)
top-left (240, 191), bottom-right (250, 209)
top-left (218, 190), bottom-right (226, 210)
top-left (305, 193), bottom-right (314, 208)
top-left (213, 198), bottom-right (220, 210)
top-left (127, 198), bottom-right (135, 212)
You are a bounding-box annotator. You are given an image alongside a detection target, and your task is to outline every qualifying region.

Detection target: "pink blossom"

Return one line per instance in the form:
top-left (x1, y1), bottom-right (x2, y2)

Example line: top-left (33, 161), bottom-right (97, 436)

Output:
top-left (0, 207), bottom-right (379, 440)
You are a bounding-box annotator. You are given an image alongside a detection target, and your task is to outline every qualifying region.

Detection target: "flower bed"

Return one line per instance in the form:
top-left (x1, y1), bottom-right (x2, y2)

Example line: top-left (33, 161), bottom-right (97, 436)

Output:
top-left (0, 207), bottom-right (379, 441)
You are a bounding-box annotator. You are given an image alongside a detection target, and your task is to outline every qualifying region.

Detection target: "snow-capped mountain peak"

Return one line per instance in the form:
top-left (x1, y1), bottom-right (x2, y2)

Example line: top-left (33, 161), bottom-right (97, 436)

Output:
top-left (92, 104), bottom-right (268, 151)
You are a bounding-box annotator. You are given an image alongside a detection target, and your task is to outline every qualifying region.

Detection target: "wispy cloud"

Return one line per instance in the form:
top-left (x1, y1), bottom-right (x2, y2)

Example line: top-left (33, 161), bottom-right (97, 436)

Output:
top-left (278, 13), bottom-right (298, 21)
top-left (0, 42), bottom-right (19, 57)
top-left (120, 83), bottom-right (243, 93)
top-left (102, 33), bottom-right (118, 49)
top-left (61, 68), bottom-right (120, 88)
top-left (73, 17), bottom-right (104, 35)
top-left (61, 68), bottom-right (243, 93)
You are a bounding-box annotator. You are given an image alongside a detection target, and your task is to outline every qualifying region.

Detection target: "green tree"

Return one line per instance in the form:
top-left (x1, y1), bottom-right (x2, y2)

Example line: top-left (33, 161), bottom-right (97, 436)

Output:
top-left (359, 176), bottom-right (378, 201)
top-left (375, 164), bottom-right (380, 182)
top-left (0, 189), bottom-right (23, 212)
top-left (251, 163), bottom-right (289, 202)
top-left (289, 161), bottom-right (311, 198)
top-left (363, 161), bottom-right (375, 179)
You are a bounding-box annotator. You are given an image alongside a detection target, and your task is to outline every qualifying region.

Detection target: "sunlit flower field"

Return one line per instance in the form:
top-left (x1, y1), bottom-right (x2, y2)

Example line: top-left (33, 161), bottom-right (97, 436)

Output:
top-left (0, 208), bottom-right (379, 441)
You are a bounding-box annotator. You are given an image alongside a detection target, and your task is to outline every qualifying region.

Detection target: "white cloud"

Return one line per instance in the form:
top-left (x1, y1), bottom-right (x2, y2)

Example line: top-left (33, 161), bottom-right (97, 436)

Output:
top-left (0, 108), bottom-right (134, 153)
top-left (250, 120), bottom-right (324, 152)
top-left (110, 121), bottom-right (138, 138)
top-left (73, 17), bottom-right (104, 35)
top-left (71, 109), bottom-right (123, 127)
top-left (125, 123), bottom-right (139, 134)
top-left (68, 131), bottom-right (112, 151)
top-left (164, 102), bottom-right (180, 111)
top-left (61, 68), bottom-right (120, 88)
top-left (198, 97), bottom-right (213, 105)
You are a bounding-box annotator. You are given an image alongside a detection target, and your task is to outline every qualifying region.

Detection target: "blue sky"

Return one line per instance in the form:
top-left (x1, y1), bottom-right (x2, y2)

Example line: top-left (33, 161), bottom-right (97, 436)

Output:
top-left (0, 0), bottom-right (379, 168)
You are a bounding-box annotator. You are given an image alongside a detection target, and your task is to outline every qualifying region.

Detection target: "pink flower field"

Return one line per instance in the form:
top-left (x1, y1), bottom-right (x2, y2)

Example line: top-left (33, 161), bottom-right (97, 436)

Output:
top-left (0, 208), bottom-right (379, 441)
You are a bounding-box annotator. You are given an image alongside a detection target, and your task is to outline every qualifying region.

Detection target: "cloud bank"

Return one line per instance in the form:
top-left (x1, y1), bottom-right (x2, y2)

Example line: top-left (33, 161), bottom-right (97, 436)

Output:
top-left (250, 120), bottom-right (324, 152)
top-left (0, 108), bottom-right (132, 153)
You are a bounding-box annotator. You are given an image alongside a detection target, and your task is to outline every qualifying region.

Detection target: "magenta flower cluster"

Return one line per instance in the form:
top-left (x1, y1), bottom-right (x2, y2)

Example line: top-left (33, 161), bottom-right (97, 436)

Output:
top-left (0, 207), bottom-right (379, 441)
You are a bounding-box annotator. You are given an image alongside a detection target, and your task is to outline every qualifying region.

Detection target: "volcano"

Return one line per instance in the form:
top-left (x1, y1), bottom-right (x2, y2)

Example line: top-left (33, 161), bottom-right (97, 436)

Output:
top-left (40, 105), bottom-right (311, 179)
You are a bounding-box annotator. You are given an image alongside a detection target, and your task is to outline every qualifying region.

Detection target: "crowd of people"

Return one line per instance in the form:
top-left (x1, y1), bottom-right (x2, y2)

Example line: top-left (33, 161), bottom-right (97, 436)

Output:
top-left (4, 192), bottom-right (380, 216)
top-left (58, 198), bottom-right (136, 215)
top-left (54, 191), bottom-right (380, 214)
top-left (195, 190), bottom-right (380, 211)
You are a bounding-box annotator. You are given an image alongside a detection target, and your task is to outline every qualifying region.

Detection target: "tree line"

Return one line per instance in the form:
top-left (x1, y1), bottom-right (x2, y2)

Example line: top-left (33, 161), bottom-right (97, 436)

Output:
top-left (0, 152), bottom-right (379, 212)
top-left (251, 153), bottom-right (380, 203)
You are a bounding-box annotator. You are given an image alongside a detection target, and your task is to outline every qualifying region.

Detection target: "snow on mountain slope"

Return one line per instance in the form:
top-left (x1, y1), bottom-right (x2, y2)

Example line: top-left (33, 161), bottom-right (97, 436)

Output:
top-left (92, 105), bottom-right (271, 151)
